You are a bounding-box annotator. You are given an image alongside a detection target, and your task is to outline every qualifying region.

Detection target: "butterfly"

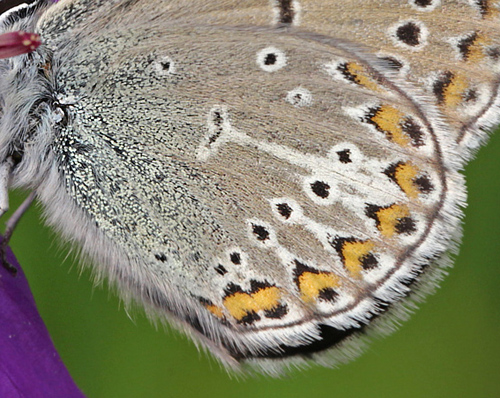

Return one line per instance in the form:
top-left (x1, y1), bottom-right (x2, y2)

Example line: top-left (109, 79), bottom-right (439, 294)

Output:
top-left (0, 0), bottom-right (499, 375)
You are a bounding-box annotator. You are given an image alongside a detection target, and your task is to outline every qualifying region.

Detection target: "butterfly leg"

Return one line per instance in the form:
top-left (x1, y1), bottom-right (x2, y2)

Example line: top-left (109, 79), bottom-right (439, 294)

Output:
top-left (0, 158), bottom-right (35, 274)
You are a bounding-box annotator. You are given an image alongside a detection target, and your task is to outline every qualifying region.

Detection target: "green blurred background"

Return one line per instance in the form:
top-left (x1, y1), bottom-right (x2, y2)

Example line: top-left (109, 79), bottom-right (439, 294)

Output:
top-left (5, 128), bottom-right (500, 398)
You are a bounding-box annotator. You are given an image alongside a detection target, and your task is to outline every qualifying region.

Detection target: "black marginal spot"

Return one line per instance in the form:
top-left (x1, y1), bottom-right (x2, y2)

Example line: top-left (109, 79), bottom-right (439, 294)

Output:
top-left (457, 32), bottom-right (479, 60)
top-left (220, 246), bottom-right (442, 361)
top-left (432, 71), bottom-right (454, 104)
top-left (289, 92), bottom-right (303, 105)
top-left (318, 289), bottom-right (339, 302)
top-left (198, 296), bottom-right (212, 306)
top-left (414, 0), bottom-right (433, 7)
top-left (293, 260), bottom-right (338, 303)
top-left (155, 253), bottom-right (167, 262)
top-left (414, 175), bottom-right (434, 194)
top-left (277, 0), bottom-right (295, 24)
top-left (229, 297), bottom-right (394, 360)
top-left (264, 52), bottom-right (277, 66)
top-left (336, 149), bottom-right (352, 164)
top-left (214, 264), bottom-right (228, 276)
top-left (336, 62), bottom-right (371, 86)
top-left (401, 118), bottom-right (425, 147)
top-left (330, 236), bottom-right (350, 258)
top-left (396, 22), bottom-right (422, 46)
top-left (240, 323), bottom-right (359, 359)
top-left (239, 312), bottom-right (261, 325)
top-left (395, 216), bottom-right (417, 234)
top-left (229, 252), bottom-right (241, 265)
top-left (160, 60), bottom-right (171, 72)
top-left (276, 202), bottom-right (293, 219)
top-left (195, 296), bottom-right (229, 324)
top-left (252, 223), bottom-right (270, 241)
top-left (361, 252), bottom-right (378, 270)
top-left (264, 304), bottom-right (289, 319)
top-left (379, 56), bottom-right (404, 71)
top-left (487, 47), bottom-right (500, 60)
top-left (311, 180), bottom-right (330, 198)
top-left (464, 88), bottom-right (478, 103)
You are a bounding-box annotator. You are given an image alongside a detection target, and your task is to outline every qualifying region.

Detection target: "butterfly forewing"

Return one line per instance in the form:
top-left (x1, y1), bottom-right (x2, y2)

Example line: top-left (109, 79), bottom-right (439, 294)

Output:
top-left (294, 0), bottom-right (500, 153)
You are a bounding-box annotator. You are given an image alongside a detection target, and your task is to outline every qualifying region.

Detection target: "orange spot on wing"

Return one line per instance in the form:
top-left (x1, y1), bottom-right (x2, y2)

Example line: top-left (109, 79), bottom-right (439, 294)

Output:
top-left (298, 272), bottom-right (340, 303)
top-left (223, 287), bottom-right (282, 321)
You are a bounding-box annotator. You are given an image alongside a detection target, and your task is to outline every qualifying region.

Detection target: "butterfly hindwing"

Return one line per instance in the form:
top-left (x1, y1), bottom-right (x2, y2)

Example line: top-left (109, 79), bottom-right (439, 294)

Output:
top-left (14, 0), bottom-right (469, 373)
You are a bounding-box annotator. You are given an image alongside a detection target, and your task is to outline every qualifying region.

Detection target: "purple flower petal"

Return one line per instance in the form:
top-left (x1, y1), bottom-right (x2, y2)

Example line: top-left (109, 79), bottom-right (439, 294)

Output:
top-left (0, 241), bottom-right (85, 398)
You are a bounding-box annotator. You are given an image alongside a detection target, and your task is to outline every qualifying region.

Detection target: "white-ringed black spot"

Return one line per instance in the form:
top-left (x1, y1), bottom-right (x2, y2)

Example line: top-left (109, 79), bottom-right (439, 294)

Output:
top-left (152, 55), bottom-right (176, 76)
top-left (336, 149), bottom-right (352, 164)
top-left (256, 47), bottom-right (287, 72)
top-left (310, 180), bottom-right (330, 198)
top-left (276, 202), bottom-right (293, 219)
top-left (286, 87), bottom-right (312, 107)
top-left (413, 0), bottom-right (433, 6)
top-left (396, 22), bottom-right (422, 46)
top-left (229, 252), bottom-right (241, 265)
top-left (265, 53), bottom-right (277, 66)
top-left (252, 224), bottom-right (270, 241)
top-left (410, 0), bottom-right (440, 9)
